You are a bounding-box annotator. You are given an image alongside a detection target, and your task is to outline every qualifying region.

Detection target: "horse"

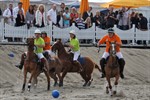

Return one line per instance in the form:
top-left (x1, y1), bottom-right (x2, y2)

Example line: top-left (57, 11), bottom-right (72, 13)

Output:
top-left (51, 40), bottom-right (101, 87)
top-left (43, 52), bottom-right (62, 87)
top-left (22, 38), bottom-right (50, 92)
top-left (105, 42), bottom-right (120, 96)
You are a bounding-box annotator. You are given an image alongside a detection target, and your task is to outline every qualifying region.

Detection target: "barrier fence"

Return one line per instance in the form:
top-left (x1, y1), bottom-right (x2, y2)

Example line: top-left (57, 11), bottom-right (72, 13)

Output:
top-left (0, 19), bottom-right (150, 45)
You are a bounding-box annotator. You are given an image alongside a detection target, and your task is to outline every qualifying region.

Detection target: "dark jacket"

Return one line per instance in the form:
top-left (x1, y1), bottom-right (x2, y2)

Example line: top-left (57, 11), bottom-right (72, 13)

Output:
top-left (139, 17), bottom-right (148, 30)
top-left (15, 14), bottom-right (25, 26)
top-left (82, 11), bottom-right (93, 22)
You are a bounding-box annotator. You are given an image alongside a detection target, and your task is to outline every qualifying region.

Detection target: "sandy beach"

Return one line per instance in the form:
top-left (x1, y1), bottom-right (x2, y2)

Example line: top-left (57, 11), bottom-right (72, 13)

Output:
top-left (0, 45), bottom-right (150, 100)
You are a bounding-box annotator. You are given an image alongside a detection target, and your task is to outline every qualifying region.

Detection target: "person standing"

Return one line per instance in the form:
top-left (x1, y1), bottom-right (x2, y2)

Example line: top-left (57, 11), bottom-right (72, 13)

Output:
top-left (35, 4), bottom-right (46, 27)
top-left (47, 4), bottom-right (57, 25)
top-left (3, 3), bottom-right (14, 25)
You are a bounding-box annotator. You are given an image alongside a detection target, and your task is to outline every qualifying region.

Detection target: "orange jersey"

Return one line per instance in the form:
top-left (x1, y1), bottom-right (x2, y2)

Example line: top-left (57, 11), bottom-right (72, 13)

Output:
top-left (43, 36), bottom-right (51, 50)
top-left (98, 33), bottom-right (122, 52)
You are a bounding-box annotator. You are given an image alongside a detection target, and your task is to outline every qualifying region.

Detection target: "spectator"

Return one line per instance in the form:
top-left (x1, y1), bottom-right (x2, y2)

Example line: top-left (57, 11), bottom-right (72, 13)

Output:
top-left (33, 5), bottom-right (38, 14)
top-left (138, 13), bottom-right (148, 30)
top-left (47, 4), bottom-right (57, 25)
top-left (13, 2), bottom-right (24, 19)
top-left (93, 11), bottom-right (101, 26)
top-left (33, 5), bottom-right (38, 26)
top-left (75, 13), bottom-right (85, 29)
top-left (26, 5), bottom-right (34, 29)
top-left (85, 17), bottom-right (92, 43)
top-left (85, 17), bottom-right (92, 29)
top-left (70, 7), bottom-right (78, 25)
top-left (60, 3), bottom-right (65, 13)
top-left (117, 7), bottom-right (130, 30)
top-left (57, 3), bottom-right (66, 27)
top-left (35, 4), bottom-right (46, 28)
top-left (15, 9), bottom-right (25, 26)
top-left (105, 6), bottom-right (117, 28)
top-left (99, 12), bottom-right (107, 29)
top-left (3, 3), bottom-right (14, 25)
top-left (63, 7), bottom-right (70, 28)
top-left (130, 12), bottom-right (139, 28)
top-left (82, 6), bottom-right (93, 22)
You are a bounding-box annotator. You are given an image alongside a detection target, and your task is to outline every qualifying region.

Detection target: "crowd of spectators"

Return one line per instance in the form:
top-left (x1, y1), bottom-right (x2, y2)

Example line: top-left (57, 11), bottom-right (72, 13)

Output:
top-left (2, 2), bottom-right (149, 31)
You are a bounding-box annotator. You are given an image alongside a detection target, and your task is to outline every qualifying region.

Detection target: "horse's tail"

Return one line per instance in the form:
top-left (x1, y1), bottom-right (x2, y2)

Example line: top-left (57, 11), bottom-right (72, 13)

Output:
top-left (95, 63), bottom-right (101, 72)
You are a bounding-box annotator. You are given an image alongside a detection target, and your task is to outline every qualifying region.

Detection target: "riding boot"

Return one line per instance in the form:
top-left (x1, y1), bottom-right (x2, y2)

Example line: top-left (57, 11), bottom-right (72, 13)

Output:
top-left (100, 58), bottom-right (106, 78)
top-left (15, 53), bottom-right (26, 70)
top-left (118, 58), bottom-right (125, 79)
top-left (72, 60), bottom-right (83, 73)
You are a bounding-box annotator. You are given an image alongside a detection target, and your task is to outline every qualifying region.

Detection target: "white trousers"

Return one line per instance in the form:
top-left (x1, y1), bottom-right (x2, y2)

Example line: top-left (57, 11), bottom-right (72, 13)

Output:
top-left (36, 53), bottom-right (44, 59)
top-left (73, 50), bottom-right (80, 61)
top-left (43, 50), bottom-right (52, 55)
top-left (101, 52), bottom-right (123, 59)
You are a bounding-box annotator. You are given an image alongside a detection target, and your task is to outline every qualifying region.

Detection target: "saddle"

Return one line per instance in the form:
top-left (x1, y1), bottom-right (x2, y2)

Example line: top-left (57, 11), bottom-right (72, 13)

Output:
top-left (69, 52), bottom-right (85, 65)
top-left (105, 56), bottom-right (119, 68)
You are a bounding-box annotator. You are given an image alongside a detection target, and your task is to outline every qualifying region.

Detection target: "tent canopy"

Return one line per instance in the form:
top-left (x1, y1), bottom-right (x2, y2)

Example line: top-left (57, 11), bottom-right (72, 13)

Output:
top-left (101, 0), bottom-right (150, 8)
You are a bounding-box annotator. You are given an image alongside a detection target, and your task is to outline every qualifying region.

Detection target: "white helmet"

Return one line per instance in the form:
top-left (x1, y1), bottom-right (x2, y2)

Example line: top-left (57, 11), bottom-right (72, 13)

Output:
top-left (34, 29), bottom-right (41, 34)
top-left (69, 30), bottom-right (76, 35)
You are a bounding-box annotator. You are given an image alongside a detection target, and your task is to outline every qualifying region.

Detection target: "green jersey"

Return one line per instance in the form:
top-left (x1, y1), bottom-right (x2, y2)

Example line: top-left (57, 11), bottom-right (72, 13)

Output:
top-left (70, 38), bottom-right (80, 52)
top-left (34, 37), bottom-right (45, 53)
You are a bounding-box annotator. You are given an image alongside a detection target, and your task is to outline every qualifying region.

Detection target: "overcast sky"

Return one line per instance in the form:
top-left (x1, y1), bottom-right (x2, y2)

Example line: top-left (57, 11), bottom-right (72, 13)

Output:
top-left (78, 0), bottom-right (113, 3)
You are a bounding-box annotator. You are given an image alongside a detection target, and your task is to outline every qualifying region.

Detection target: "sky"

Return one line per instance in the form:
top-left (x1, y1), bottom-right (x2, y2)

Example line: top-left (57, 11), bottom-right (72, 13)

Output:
top-left (78, 0), bottom-right (113, 3)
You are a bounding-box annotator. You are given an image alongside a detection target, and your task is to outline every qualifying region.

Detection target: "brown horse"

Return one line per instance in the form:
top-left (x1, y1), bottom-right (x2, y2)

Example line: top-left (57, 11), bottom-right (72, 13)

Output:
top-left (105, 42), bottom-right (120, 96)
top-left (43, 52), bottom-right (62, 87)
top-left (22, 38), bottom-right (50, 92)
top-left (51, 40), bottom-right (101, 87)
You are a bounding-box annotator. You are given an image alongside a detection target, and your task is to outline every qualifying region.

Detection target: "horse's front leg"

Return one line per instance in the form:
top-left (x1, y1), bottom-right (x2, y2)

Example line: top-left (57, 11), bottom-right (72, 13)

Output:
top-left (59, 70), bottom-right (68, 87)
top-left (57, 73), bottom-right (62, 87)
top-left (27, 70), bottom-right (35, 91)
top-left (22, 69), bottom-right (27, 92)
top-left (49, 72), bottom-right (58, 87)
top-left (80, 73), bottom-right (88, 87)
top-left (43, 70), bottom-right (50, 90)
top-left (32, 68), bottom-right (41, 89)
top-left (106, 76), bottom-right (112, 96)
top-left (113, 75), bottom-right (119, 94)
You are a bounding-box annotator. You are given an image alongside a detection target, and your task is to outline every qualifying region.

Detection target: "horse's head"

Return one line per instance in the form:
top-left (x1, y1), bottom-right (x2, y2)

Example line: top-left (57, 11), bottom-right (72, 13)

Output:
top-left (51, 39), bottom-right (63, 53)
top-left (26, 38), bottom-right (34, 46)
top-left (109, 41), bottom-right (116, 57)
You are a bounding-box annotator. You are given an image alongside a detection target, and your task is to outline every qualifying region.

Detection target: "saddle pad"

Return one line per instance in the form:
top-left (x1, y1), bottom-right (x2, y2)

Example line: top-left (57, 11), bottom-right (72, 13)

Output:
top-left (77, 56), bottom-right (85, 65)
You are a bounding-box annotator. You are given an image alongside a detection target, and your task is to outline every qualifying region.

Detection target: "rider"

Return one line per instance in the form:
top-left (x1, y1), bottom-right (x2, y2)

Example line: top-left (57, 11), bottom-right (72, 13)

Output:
top-left (41, 31), bottom-right (53, 57)
top-left (16, 29), bottom-right (49, 71)
top-left (98, 28), bottom-right (125, 79)
top-left (68, 30), bottom-right (83, 72)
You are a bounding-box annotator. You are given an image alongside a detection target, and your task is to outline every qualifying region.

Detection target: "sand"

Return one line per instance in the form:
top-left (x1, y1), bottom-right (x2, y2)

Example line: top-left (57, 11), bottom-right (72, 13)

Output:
top-left (0, 45), bottom-right (150, 100)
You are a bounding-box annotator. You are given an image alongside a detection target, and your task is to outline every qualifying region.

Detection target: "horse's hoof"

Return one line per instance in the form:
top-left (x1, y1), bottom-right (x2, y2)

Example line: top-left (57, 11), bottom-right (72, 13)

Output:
top-left (83, 83), bottom-right (87, 87)
top-left (53, 82), bottom-right (58, 87)
top-left (113, 91), bottom-right (117, 94)
top-left (59, 82), bottom-right (63, 87)
top-left (87, 81), bottom-right (91, 86)
top-left (106, 90), bottom-right (109, 94)
top-left (59, 84), bottom-right (63, 87)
